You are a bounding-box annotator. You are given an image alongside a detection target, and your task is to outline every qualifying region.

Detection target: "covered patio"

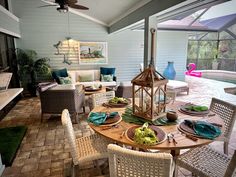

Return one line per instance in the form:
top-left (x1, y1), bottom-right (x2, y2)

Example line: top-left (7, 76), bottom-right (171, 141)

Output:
top-left (0, 76), bottom-right (235, 177)
top-left (1, 0), bottom-right (236, 176)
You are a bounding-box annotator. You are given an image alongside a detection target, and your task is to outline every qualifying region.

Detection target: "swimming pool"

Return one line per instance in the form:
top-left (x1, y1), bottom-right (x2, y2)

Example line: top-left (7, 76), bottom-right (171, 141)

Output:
top-left (200, 70), bottom-right (236, 84)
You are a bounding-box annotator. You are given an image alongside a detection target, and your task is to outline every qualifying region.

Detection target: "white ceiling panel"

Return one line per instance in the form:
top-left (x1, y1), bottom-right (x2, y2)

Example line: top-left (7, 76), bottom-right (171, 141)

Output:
top-left (42, 0), bottom-right (150, 25)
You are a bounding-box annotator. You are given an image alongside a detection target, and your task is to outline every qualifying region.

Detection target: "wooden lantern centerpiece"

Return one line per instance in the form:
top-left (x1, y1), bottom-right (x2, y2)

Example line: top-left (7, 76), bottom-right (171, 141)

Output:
top-left (131, 65), bottom-right (168, 121)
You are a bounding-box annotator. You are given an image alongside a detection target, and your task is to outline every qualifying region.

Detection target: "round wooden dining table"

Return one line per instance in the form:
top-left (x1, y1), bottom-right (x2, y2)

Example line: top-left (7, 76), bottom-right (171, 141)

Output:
top-left (89, 101), bottom-right (224, 157)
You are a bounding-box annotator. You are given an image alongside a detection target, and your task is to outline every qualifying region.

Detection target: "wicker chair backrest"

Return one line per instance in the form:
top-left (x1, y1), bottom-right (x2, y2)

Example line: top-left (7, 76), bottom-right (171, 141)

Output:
top-left (92, 91), bottom-right (115, 109)
top-left (61, 109), bottom-right (79, 165)
top-left (210, 98), bottom-right (236, 141)
top-left (108, 144), bottom-right (174, 177)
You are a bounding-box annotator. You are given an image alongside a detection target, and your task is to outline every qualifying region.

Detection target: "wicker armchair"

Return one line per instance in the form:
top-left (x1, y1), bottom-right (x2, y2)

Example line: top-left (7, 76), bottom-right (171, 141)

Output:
top-left (210, 97), bottom-right (236, 154)
top-left (61, 109), bottom-right (111, 176)
top-left (176, 145), bottom-right (236, 177)
top-left (39, 84), bottom-right (85, 122)
top-left (91, 91), bottom-right (115, 109)
top-left (108, 144), bottom-right (174, 177)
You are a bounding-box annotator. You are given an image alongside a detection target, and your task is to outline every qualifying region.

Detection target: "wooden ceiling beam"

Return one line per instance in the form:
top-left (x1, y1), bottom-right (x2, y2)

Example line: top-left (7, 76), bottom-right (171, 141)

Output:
top-left (109, 0), bottom-right (230, 34)
top-left (109, 0), bottom-right (186, 34)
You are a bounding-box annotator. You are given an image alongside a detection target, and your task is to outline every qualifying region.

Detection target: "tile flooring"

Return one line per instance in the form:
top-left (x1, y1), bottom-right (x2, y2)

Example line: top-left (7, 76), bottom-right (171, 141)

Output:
top-left (1, 76), bottom-right (236, 177)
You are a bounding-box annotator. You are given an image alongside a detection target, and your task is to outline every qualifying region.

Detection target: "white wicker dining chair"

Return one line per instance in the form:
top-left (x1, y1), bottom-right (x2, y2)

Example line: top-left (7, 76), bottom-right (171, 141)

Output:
top-left (61, 109), bottom-right (111, 176)
top-left (91, 91), bottom-right (115, 109)
top-left (210, 97), bottom-right (236, 154)
top-left (107, 144), bottom-right (174, 177)
top-left (176, 145), bottom-right (236, 177)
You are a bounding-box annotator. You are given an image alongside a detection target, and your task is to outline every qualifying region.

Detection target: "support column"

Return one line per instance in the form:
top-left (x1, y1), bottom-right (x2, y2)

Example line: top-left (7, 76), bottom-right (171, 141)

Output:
top-left (144, 16), bottom-right (157, 69)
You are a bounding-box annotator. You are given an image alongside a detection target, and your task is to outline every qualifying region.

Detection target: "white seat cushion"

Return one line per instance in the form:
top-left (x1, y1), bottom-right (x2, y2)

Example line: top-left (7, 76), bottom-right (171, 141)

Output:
top-left (100, 81), bottom-right (117, 87)
top-left (67, 71), bottom-right (77, 84)
top-left (167, 80), bottom-right (188, 89)
top-left (76, 82), bottom-right (95, 87)
top-left (76, 81), bottom-right (116, 87)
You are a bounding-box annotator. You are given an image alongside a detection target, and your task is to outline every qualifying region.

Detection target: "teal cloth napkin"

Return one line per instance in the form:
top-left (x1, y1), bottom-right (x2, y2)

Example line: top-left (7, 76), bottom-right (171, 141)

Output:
top-left (184, 120), bottom-right (221, 139)
top-left (88, 112), bottom-right (118, 126)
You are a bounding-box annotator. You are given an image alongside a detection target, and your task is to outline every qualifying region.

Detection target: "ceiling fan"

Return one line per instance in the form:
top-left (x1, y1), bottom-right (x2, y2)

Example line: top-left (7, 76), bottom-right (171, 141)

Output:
top-left (40, 0), bottom-right (89, 12)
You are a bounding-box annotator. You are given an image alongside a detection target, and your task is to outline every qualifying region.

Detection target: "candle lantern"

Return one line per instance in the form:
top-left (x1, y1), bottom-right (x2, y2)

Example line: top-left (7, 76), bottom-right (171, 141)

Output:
top-left (131, 28), bottom-right (168, 121)
top-left (131, 66), bottom-right (168, 121)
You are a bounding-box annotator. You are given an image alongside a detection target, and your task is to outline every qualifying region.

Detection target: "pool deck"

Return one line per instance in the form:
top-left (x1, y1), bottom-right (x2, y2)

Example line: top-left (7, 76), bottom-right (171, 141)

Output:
top-left (177, 75), bottom-right (236, 106)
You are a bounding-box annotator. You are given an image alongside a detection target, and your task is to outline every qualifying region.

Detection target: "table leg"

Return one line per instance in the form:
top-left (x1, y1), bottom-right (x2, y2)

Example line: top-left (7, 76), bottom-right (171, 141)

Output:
top-left (171, 149), bottom-right (180, 177)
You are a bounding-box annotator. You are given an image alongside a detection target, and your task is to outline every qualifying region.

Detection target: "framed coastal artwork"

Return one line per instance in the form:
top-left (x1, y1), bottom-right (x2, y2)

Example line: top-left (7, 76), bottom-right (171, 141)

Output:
top-left (79, 42), bottom-right (108, 65)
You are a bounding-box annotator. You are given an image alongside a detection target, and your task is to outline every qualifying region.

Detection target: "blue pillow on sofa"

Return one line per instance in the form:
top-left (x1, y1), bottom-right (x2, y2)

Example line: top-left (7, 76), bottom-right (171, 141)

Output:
top-left (100, 67), bottom-right (116, 81)
top-left (100, 67), bottom-right (116, 75)
top-left (52, 68), bottom-right (68, 84)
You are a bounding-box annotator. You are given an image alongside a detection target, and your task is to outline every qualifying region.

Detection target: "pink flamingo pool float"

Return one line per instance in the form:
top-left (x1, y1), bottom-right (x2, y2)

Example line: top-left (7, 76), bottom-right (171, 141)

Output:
top-left (185, 63), bottom-right (202, 77)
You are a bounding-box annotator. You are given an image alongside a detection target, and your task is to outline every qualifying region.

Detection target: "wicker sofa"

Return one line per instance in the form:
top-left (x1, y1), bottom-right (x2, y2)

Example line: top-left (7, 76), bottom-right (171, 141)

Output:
top-left (67, 70), bottom-right (117, 87)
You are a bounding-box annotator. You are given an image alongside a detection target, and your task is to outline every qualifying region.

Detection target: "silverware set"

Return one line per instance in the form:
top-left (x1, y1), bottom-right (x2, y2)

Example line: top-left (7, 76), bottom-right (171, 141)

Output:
top-left (168, 131), bottom-right (199, 142)
top-left (167, 133), bottom-right (177, 145)
top-left (100, 123), bottom-right (127, 139)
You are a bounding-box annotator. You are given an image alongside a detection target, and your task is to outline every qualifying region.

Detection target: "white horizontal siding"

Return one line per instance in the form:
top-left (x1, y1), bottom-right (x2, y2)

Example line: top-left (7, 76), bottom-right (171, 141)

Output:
top-left (156, 30), bottom-right (188, 81)
top-left (12, 0), bottom-right (187, 83)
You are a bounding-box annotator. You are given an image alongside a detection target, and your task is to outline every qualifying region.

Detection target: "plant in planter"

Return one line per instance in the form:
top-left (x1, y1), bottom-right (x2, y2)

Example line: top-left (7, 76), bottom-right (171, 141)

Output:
top-left (16, 49), bottom-right (51, 96)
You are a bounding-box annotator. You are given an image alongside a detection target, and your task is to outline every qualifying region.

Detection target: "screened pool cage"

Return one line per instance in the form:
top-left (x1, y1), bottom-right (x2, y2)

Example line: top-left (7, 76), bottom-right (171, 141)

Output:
top-left (187, 24), bottom-right (236, 71)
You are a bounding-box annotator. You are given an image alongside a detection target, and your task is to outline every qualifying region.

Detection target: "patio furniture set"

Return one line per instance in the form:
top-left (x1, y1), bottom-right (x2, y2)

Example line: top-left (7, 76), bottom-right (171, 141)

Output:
top-left (37, 66), bottom-right (236, 176)
top-left (60, 90), bottom-right (236, 177)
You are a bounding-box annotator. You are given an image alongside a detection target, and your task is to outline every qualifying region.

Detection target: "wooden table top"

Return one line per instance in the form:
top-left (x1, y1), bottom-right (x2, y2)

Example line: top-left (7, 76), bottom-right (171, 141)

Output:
top-left (89, 101), bottom-right (224, 151)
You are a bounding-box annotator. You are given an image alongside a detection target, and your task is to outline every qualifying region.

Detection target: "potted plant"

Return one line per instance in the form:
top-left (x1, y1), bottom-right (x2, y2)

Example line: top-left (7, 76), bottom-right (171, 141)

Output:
top-left (16, 49), bottom-right (51, 96)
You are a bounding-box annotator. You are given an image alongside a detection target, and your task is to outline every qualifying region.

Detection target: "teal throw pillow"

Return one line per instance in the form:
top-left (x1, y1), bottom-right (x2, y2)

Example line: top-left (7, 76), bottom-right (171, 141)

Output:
top-left (58, 76), bottom-right (72, 84)
top-left (79, 74), bottom-right (93, 82)
top-left (100, 67), bottom-right (116, 75)
top-left (101, 74), bottom-right (113, 82)
top-left (52, 68), bottom-right (68, 83)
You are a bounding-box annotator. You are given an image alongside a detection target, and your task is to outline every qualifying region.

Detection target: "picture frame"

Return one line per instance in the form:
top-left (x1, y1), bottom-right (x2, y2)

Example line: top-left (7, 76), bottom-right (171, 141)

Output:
top-left (79, 42), bottom-right (108, 65)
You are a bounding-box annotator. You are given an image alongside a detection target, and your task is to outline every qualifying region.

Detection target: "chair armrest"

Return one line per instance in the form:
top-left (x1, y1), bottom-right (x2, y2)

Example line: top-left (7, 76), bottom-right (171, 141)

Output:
top-left (37, 82), bottom-right (58, 92)
top-left (75, 84), bottom-right (84, 93)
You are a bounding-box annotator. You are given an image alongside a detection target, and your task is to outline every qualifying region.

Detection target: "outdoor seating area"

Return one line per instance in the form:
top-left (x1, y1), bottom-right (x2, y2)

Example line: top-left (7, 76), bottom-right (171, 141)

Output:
top-left (1, 0), bottom-right (236, 177)
top-left (0, 76), bottom-right (235, 177)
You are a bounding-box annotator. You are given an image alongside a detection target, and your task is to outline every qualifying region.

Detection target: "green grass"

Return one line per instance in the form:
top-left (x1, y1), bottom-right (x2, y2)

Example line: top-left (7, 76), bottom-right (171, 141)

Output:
top-left (0, 126), bottom-right (27, 166)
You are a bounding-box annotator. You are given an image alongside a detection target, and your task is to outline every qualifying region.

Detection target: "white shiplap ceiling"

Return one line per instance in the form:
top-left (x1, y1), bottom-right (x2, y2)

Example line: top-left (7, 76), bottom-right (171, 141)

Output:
top-left (42, 0), bottom-right (151, 26)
